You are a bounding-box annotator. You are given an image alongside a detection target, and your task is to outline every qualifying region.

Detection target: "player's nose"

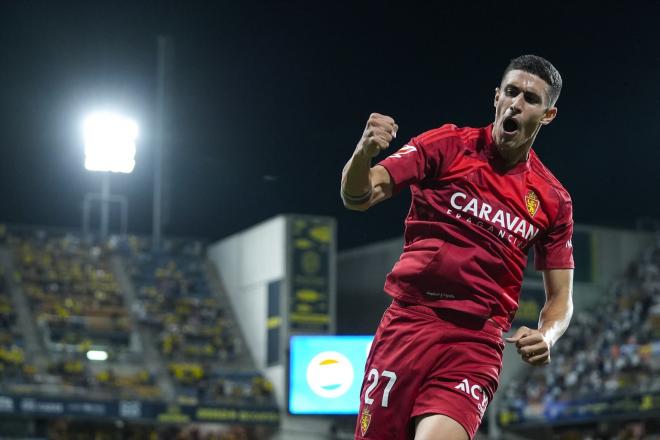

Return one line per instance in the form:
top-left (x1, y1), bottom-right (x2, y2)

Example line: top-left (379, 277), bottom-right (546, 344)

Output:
top-left (509, 94), bottom-right (524, 114)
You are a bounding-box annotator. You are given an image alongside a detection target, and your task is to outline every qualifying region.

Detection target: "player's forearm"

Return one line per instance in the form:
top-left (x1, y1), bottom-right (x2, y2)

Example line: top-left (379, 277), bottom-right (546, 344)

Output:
top-left (341, 146), bottom-right (373, 209)
top-left (342, 113), bottom-right (397, 209)
top-left (537, 288), bottom-right (573, 347)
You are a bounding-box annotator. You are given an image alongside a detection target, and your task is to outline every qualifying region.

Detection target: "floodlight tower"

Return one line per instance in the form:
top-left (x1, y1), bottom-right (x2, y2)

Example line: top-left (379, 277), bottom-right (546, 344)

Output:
top-left (82, 112), bottom-right (138, 239)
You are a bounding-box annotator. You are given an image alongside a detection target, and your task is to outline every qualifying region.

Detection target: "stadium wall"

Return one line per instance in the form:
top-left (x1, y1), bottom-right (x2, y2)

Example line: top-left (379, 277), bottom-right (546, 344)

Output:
top-left (208, 215), bottom-right (337, 439)
top-left (208, 216), bottom-right (286, 378)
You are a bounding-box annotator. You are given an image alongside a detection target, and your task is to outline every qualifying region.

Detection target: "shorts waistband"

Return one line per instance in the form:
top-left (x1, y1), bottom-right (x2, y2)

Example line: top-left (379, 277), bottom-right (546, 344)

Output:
top-left (393, 299), bottom-right (503, 337)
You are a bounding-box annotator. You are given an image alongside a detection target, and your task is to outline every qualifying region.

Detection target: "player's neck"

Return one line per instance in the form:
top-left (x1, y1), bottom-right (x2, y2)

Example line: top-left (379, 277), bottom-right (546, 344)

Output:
top-left (496, 142), bottom-right (532, 168)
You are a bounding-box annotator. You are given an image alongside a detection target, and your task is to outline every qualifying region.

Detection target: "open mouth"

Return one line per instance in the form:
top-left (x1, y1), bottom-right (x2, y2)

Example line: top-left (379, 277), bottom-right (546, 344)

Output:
top-left (503, 117), bottom-right (519, 134)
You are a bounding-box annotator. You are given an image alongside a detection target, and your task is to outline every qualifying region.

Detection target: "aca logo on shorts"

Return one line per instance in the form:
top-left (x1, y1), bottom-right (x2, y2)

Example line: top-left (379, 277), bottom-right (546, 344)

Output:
top-left (306, 351), bottom-right (354, 399)
top-left (454, 378), bottom-right (489, 418)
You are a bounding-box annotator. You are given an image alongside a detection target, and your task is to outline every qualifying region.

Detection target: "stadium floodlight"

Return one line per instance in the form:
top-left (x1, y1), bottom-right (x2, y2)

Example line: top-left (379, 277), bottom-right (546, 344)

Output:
top-left (82, 111), bottom-right (138, 239)
top-left (86, 350), bottom-right (108, 361)
top-left (83, 112), bottom-right (138, 174)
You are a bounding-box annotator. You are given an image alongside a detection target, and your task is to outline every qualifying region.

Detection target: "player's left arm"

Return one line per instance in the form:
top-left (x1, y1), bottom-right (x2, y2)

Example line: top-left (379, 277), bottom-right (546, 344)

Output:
top-left (506, 268), bottom-right (574, 366)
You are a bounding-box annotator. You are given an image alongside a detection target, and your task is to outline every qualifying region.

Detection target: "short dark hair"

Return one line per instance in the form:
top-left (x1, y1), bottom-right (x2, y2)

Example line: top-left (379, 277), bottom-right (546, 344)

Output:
top-left (502, 55), bottom-right (562, 107)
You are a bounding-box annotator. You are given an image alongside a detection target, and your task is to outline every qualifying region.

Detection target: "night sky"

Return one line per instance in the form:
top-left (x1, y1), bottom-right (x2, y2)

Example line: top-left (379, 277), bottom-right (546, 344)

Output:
top-left (0, 1), bottom-right (659, 250)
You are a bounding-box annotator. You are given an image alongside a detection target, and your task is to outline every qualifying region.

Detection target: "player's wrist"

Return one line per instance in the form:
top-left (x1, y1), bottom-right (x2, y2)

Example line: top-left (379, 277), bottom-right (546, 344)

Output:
top-left (538, 328), bottom-right (555, 348)
top-left (341, 185), bottom-right (372, 205)
top-left (356, 140), bottom-right (378, 160)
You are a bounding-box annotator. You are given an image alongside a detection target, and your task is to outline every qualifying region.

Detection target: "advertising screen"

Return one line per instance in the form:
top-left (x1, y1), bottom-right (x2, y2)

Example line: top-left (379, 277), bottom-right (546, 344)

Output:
top-left (288, 335), bottom-right (373, 415)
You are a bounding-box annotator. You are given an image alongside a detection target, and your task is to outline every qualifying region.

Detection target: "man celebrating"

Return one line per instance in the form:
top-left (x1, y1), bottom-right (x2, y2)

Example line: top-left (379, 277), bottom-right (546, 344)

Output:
top-left (341, 55), bottom-right (574, 440)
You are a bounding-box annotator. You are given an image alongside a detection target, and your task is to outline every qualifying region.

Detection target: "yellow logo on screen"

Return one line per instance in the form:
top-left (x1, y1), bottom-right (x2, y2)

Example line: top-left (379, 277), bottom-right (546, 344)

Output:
top-left (306, 351), bottom-right (354, 399)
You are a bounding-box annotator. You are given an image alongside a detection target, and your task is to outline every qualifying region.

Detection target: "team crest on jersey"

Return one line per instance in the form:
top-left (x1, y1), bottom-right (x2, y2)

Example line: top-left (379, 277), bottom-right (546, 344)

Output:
top-left (525, 190), bottom-right (540, 217)
top-left (360, 407), bottom-right (372, 436)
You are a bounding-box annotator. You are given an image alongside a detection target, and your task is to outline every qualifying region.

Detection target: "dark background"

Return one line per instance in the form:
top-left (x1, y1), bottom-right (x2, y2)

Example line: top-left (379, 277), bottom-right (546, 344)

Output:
top-left (1, 1), bottom-right (658, 249)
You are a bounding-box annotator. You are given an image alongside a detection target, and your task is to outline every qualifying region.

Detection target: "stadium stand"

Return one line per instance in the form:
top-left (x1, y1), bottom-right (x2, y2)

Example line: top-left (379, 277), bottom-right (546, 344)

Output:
top-left (128, 244), bottom-right (239, 361)
top-left (0, 225), bottom-right (277, 436)
top-left (123, 236), bottom-right (273, 406)
top-left (11, 230), bottom-right (134, 358)
top-left (0, 268), bottom-right (35, 391)
top-left (2, 227), bottom-right (162, 401)
top-left (500, 236), bottom-right (660, 429)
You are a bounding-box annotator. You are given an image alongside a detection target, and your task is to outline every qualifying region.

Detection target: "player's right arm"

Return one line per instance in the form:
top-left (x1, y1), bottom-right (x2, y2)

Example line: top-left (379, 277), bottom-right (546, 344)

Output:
top-left (341, 113), bottom-right (398, 211)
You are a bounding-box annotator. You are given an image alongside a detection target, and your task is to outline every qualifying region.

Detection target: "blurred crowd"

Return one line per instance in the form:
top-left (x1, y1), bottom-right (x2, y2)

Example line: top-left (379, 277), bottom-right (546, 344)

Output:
top-left (12, 230), bottom-right (132, 355)
top-left (40, 358), bottom-right (161, 399)
top-left (0, 269), bottom-right (35, 388)
top-left (126, 237), bottom-right (262, 404)
top-left (0, 226), bottom-right (274, 409)
top-left (502, 236), bottom-right (660, 418)
top-left (130, 253), bottom-right (240, 362)
top-left (169, 363), bottom-right (274, 405)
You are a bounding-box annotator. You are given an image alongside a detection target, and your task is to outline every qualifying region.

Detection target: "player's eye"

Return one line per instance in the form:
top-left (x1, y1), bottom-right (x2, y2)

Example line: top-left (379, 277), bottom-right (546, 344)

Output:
top-left (505, 86), bottom-right (518, 97)
top-left (524, 93), bottom-right (540, 104)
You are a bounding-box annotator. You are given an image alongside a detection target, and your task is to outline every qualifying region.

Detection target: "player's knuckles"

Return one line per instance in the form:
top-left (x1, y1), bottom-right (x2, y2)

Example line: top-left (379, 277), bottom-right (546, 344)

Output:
top-left (370, 113), bottom-right (394, 124)
top-left (523, 334), bottom-right (542, 345)
top-left (368, 115), bottom-right (389, 128)
top-left (530, 331), bottom-right (543, 339)
top-left (374, 133), bottom-right (390, 143)
top-left (376, 132), bottom-right (393, 143)
top-left (368, 124), bottom-right (388, 137)
top-left (377, 139), bottom-right (390, 149)
top-left (371, 126), bottom-right (389, 136)
top-left (528, 340), bottom-right (544, 349)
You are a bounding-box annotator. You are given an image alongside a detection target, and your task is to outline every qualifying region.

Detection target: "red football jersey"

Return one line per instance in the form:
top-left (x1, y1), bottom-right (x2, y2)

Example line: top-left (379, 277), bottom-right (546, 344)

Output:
top-left (378, 123), bottom-right (574, 331)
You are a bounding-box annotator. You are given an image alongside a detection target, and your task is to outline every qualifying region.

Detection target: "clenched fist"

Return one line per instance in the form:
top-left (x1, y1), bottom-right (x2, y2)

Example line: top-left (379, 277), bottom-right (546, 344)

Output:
top-left (506, 326), bottom-right (552, 366)
top-left (358, 113), bottom-right (399, 158)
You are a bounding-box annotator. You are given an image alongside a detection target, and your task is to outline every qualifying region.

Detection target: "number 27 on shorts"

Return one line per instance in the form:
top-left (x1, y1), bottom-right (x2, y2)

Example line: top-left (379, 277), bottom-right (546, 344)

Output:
top-left (364, 369), bottom-right (397, 407)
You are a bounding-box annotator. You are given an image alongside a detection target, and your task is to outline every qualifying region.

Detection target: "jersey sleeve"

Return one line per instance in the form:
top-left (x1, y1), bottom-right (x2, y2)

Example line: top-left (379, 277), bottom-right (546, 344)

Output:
top-left (534, 196), bottom-right (575, 270)
top-left (377, 129), bottom-right (446, 194)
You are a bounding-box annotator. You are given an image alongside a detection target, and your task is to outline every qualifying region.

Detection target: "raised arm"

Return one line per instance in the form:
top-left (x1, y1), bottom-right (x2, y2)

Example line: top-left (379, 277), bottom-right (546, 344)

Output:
top-left (341, 113), bottom-right (398, 211)
top-left (506, 268), bottom-right (574, 365)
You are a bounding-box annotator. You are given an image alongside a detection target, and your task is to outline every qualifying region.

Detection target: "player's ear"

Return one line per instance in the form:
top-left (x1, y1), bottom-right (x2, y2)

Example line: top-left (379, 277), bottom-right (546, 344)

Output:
top-left (494, 87), bottom-right (500, 108)
top-left (540, 106), bottom-right (557, 125)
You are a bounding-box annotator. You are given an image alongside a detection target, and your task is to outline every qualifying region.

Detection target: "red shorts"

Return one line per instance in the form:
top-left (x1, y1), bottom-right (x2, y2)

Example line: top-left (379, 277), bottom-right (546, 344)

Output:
top-left (355, 299), bottom-right (504, 440)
